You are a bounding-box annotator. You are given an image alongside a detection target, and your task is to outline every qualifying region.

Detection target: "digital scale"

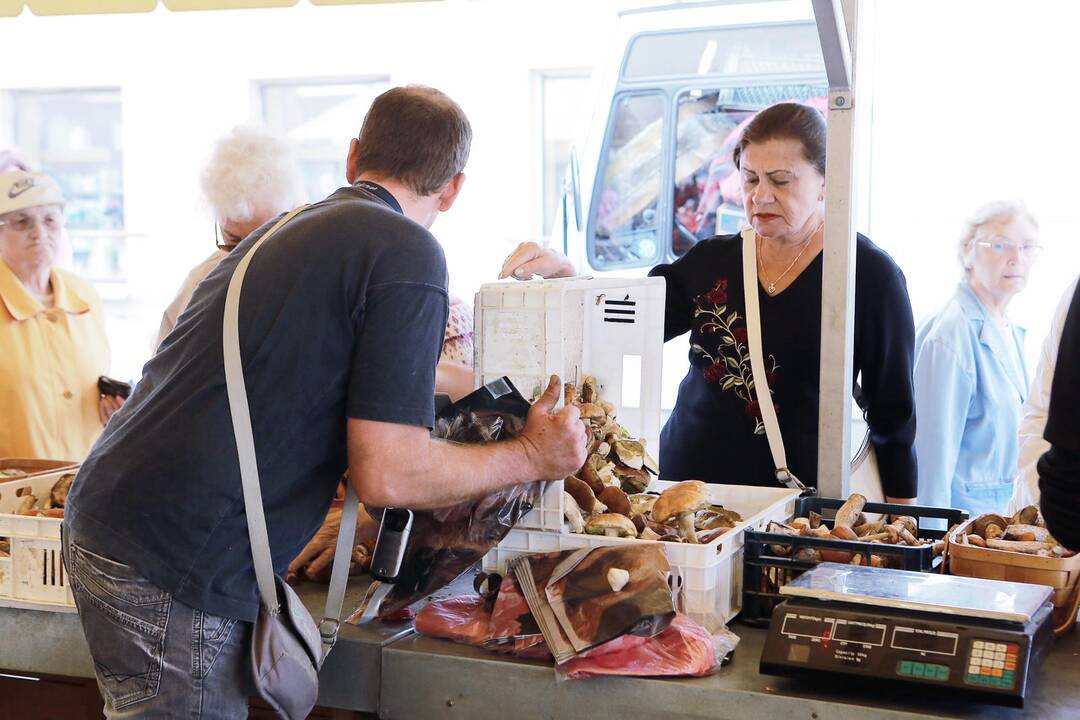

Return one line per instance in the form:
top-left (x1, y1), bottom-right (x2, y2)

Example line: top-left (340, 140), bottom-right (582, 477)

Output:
top-left (760, 564), bottom-right (1055, 708)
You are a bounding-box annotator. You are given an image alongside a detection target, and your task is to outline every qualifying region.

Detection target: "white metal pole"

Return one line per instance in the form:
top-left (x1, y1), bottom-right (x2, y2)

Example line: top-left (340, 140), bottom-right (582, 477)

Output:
top-left (812, 0), bottom-right (859, 498)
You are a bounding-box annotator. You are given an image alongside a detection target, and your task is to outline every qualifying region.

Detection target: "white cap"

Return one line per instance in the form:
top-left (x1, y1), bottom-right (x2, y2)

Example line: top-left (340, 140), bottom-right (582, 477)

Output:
top-left (0, 171), bottom-right (65, 216)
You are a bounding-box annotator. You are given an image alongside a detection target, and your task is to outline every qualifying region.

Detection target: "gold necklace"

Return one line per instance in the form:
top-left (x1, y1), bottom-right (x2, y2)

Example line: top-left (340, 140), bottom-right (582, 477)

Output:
top-left (757, 224), bottom-right (822, 295)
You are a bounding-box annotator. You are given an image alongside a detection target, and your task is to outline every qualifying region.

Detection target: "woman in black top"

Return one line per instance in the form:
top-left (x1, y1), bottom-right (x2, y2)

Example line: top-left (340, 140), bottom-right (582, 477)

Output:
top-left (501, 103), bottom-right (917, 501)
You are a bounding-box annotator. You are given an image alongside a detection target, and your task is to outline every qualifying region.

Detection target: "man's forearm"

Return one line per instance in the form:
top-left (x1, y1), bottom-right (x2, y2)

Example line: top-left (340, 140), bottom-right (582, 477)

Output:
top-left (351, 435), bottom-right (540, 510)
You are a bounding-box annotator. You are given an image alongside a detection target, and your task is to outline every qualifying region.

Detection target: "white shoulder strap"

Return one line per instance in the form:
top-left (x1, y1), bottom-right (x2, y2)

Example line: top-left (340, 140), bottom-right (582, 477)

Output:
top-left (741, 227), bottom-right (807, 492)
top-left (222, 205), bottom-right (359, 649)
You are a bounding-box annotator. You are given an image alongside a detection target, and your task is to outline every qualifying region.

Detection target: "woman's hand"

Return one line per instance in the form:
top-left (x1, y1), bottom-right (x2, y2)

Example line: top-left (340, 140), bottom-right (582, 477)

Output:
top-left (98, 393), bottom-right (125, 426)
top-left (498, 241), bottom-right (576, 280)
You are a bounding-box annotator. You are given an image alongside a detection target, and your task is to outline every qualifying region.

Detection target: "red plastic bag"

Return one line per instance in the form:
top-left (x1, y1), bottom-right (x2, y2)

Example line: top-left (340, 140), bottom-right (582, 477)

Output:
top-left (559, 615), bottom-right (718, 680)
top-left (415, 595), bottom-right (491, 646)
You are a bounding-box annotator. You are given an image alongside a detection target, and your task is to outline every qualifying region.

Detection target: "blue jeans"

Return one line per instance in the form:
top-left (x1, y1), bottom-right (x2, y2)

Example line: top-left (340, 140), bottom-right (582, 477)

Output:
top-left (62, 531), bottom-right (252, 718)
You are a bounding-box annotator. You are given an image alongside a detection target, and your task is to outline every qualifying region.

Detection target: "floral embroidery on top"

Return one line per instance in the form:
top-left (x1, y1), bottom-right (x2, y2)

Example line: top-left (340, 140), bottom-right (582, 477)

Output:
top-left (692, 278), bottom-right (779, 435)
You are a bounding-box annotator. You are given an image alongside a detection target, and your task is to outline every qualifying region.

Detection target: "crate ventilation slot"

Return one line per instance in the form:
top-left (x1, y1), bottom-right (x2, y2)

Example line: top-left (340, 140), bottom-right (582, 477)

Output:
top-left (602, 296), bottom-right (636, 324)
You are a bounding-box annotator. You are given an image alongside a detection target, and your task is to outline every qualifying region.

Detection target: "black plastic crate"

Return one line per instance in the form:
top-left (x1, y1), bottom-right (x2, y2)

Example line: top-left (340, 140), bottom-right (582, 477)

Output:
top-left (740, 496), bottom-right (968, 626)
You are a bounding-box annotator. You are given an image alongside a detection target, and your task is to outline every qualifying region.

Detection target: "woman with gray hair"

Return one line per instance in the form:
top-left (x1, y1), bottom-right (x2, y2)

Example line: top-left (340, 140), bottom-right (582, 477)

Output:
top-left (154, 126), bottom-right (305, 349)
top-left (913, 201), bottom-right (1041, 516)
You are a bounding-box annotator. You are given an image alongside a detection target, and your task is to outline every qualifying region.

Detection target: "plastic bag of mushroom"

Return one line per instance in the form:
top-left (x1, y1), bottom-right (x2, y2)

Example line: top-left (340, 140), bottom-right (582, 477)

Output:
top-left (561, 377), bottom-right (743, 544)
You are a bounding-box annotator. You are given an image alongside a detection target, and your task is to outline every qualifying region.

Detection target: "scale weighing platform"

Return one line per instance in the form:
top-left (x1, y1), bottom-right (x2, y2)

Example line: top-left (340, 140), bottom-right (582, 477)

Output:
top-left (760, 563), bottom-right (1055, 708)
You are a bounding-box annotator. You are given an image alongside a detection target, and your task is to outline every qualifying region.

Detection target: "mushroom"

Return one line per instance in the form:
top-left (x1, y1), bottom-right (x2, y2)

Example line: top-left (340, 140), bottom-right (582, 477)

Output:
top-left (651, 480), bottom-right (710, 544)
top-left (888, 516), bottom-right (921, 546)
top-left (1011, 505), bottom-right (1042, 527)
top-left (790, 517), bottom-right (811, 531)
top-left (585, 513), bottom-right (638, 538)
top-left (966, 534), bottom-right (987, 547)
top-left (697, 526), bottom-right (731, 544)
top-left (598, 400), bottom-right (617, 417)
top-left (564, 382), bottom-right (579, 407)
top-left (578, 402), bottom-right (606, 420)
top-left (581, 453), bottom-right (619, 494)
top-left (563, 492), bottom-right (586, 533)
top-left (1005, 524), bottom-right (1052, 543)
top-left (581, 376), bottom-right (600, 404)
top-left (50, 473), bottom-right (74, 508)
top-left (852, 521), bottom-right (884, 537)
top-left (834, 493), bottom-right (867, 529)
top-left (631, 515), bottom-right (647, 534)
top-left (972, 513), bottom-right (1009, 540)
top-left (820, 525), bottom-right (858, 563)
top-left (595, 441), bottom-right (611, 458)
top-left (565, 476), bottom-right (607, 516)
top-left (647, 521), bottom-right (683, 543)
top-left (808, 511), bottom-right (823, 530)
top-left (628, 493), bottom-right (658, 517)
top-left (612, 440), bottom-right (646, 470)
top-left (638, 526), bottom-right (662, 541)
top-left (597, 486), bottom-right (632, 518)
top-left (615, 465), bottom-right (650, 494)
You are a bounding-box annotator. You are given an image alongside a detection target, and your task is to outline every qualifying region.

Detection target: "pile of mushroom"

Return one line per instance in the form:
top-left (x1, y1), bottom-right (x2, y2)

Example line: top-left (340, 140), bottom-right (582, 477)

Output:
top-left (11, 473), bottom-right (73, 519)
top-left (763, 493), bottom-right (944, 567)
top-left (564, 478), bottom-right (742, 544)
top-left (957, 506), bottom-right (1075, 557)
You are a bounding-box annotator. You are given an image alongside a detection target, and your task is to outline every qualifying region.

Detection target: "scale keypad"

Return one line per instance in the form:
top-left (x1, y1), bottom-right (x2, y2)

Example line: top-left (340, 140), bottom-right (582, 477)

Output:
top-left (966, 640), bottom-right (1019, 689)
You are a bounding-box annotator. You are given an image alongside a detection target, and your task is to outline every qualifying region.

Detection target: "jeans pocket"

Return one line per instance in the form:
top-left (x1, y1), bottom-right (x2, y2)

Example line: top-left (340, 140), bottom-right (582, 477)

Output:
top-left (193, 609), bottom-right (240, 680)
top-left (68, 541), bottom-right (170, 711)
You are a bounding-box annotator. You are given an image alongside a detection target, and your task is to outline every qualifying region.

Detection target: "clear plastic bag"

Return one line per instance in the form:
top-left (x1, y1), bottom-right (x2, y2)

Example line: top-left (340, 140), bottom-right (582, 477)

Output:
top-left (378, 378), bottom-right (544, 615)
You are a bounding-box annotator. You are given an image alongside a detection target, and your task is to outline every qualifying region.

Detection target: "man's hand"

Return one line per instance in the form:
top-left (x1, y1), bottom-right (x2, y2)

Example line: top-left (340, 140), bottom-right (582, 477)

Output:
top-left (516, 375), bottom-right (589, 481)
top-left (288, 503), bottom-right (380, 583)
top-left (498, 242), bottom-right (576, 280)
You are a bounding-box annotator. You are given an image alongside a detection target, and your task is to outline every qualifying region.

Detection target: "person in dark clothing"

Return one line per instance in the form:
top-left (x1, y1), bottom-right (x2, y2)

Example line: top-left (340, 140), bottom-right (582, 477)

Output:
top-left (498, 102), bottom-right (917, 501)
top-left (1038, 280), bottom-right (1080, 551)
top-left (62, 86), bottom-right (589, 718)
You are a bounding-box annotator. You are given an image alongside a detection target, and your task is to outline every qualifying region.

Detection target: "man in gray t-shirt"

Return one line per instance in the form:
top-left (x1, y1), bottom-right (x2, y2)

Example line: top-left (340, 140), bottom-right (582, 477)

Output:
top-left (64, 86), bottom-right (588, 717)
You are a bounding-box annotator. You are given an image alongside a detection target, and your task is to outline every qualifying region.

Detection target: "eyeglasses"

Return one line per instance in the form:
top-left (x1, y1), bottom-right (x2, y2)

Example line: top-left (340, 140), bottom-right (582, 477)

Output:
top-left (0, 208), bottom-right (64, 233)
top-left (214, 224), bottom-right (241, 251)
top-left (973, 237), bottom-right (1043, 258)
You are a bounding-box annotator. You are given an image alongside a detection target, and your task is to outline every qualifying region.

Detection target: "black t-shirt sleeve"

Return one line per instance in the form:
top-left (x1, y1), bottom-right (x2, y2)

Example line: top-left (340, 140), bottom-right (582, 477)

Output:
top-left (649, 242), bottom-right (706, 341)
top-left (347, 280), bottom-right (449, 428)
top-left (854, 240), bottom-right (918, 499)
top-left (1038, 281), bottom-right (1080, 550)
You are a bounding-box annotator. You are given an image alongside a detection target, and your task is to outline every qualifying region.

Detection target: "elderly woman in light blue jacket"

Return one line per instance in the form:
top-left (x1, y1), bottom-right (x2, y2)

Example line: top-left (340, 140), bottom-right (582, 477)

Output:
top-left (914, 201), bottom-right (1040, 517)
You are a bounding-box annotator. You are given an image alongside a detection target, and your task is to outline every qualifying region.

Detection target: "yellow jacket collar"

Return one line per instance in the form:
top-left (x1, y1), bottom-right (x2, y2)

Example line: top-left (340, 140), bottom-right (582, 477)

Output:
top-left (0, 259), bottom-right (90, 320)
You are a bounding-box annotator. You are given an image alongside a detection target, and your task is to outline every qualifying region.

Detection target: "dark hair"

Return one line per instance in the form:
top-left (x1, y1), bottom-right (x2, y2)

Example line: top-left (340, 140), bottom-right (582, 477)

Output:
top-left (732, 102), bottom-right (827, 176)
top-left (353, 86), bottom-right (472, 196)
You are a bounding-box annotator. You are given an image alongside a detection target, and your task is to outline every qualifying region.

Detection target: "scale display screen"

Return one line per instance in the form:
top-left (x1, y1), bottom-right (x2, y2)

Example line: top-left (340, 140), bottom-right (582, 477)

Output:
top-left (890, 627), bottom-right (958, 656)
top-left (834, 621), bottom-right (886, 647)
top-left (780, 614), bottom-right (834, 639)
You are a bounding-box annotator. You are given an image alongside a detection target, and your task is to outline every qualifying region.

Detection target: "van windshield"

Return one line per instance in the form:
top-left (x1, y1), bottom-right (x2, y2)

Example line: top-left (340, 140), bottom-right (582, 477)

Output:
top-left (623, 23), bottom-right (824, 81)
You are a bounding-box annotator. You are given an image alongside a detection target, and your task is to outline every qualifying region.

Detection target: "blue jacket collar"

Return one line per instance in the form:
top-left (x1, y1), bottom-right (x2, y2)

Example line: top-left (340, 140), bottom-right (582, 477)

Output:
top-left (956, 282), bottom-right (1028, 396)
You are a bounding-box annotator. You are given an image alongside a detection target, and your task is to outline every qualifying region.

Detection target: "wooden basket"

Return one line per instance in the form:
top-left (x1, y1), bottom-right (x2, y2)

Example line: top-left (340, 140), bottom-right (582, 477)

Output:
top-left (947, 519), bottom-right (1080, 636)
top-left (0, 458), bottom-right (79, 481)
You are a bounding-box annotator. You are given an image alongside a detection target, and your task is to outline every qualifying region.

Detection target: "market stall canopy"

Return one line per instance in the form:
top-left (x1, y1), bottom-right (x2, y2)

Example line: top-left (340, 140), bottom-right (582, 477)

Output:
top-left (0, 0), bottom-right (433, 17)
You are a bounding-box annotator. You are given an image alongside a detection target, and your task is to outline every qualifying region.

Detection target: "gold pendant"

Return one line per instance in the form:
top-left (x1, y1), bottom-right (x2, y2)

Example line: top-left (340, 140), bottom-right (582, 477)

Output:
top-left (767, 283), bottom-right (777, 294)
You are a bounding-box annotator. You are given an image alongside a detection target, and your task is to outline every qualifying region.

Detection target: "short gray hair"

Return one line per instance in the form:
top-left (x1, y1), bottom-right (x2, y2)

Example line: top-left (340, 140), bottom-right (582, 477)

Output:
top-left (957, 200), bottom-right (1038, 271)
top-left (200, 126), bottom-right (304, 223)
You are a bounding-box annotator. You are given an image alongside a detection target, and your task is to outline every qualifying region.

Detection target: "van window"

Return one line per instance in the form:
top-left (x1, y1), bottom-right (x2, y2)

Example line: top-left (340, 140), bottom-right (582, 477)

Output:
top-left (588, 92), bottom-right (665, 270)
top-left (671, 86), bottom-right (827, 257)
top-left (623, 23), bottom-right (823, 81)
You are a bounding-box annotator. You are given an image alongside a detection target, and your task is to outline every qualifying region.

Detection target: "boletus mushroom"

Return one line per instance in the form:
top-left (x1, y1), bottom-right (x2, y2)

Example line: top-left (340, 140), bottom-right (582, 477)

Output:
top-left (565, 476), bottom-right (607, 517)
top-left (585, 513), bottom-right (638, 538)
top-left (628, 493), bottom-right (658, 518)
top-left (615, 464), bottom-right (651, 494)
top-left (563, 492), bottom-right (585, 534)
top-left (972, 513), bottom-right (1009, 541)
top-left (597, 486), bottom-right (632, 518)
top-left (651, 480), bottom-right (710, 544)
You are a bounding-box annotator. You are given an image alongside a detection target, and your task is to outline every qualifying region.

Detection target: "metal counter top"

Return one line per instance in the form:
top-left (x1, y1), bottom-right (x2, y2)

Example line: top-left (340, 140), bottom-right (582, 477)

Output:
top-left (381, 622), bottom-right (1080, 720)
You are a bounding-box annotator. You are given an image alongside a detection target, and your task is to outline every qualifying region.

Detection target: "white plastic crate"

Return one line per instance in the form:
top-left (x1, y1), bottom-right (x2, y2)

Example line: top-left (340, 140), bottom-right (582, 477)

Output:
top-left (0, 467), bottom-right (77, 612)
top-left (475, 277), bottom-right (666, 530)
top-left (483, 482), bottom-right (801, 623)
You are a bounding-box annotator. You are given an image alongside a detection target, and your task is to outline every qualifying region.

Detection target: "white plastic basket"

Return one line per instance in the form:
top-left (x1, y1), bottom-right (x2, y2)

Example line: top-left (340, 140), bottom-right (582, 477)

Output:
top-left (0, 467), bottom-right (77, 612)
top-left (482, 482), bottom-right (801, 623)
top-left (475, 276), bottom-right (666, 530)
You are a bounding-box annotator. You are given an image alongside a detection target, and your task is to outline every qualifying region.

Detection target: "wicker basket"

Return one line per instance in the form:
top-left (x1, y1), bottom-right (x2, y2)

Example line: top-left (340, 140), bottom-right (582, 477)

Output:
top-left (947, 519), bottom-right (1080, 636)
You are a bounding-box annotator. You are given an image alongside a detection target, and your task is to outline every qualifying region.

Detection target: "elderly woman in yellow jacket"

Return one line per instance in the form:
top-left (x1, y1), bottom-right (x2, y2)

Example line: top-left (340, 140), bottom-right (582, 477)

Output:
top-left (0, 170), bottom-right (116, 460)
